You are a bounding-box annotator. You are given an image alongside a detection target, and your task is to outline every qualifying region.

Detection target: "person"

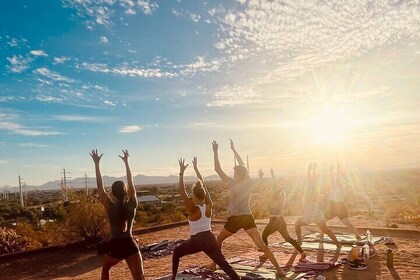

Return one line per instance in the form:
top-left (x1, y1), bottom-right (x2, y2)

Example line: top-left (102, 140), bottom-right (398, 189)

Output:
top-left (323, 163), bottom-right (361, 240)
top-left (172, 158), bottom-right (240, 280)
top-left (294, 163), bottom-right (340, 248)
top-left (259, 168), bottom-right (307, 261)
top-left (210, 139), bottom-right (286, 277)
top-left (90, 149), bottom-right (145, 280)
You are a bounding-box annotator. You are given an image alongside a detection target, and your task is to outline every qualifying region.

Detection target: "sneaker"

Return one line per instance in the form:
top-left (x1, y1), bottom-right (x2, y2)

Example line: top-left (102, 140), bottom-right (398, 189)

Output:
top-left (349, 259), bottom-right (367, 270)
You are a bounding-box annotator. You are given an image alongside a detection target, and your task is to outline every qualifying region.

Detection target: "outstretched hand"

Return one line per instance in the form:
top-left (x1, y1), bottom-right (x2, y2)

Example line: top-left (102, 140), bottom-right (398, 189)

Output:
top-left (90, 149), bottom-right (103, 164)
top-left (270, 168), bottom-right (275, 179)
top-left (308, 163), bottom-right (313, 171)
top-left (258, 168), bottom-right (264, 179)
top-left (178, 158), bottom-right (189, 174)
top-left (229, 138), bottom-right (235, 151)
top-left (192, 156), bottom-right (198, 169)
top-left (119, 149), bottom-right (129, 163)
top-left (212, 140), bottom-right (218, 152)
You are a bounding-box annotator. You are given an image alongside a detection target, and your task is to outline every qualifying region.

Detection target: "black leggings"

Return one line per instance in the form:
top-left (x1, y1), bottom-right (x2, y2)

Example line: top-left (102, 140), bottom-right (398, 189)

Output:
top-left (262, 217), bottom-right (303, 253)
top-left (172, 231), bottom-right (240, 280)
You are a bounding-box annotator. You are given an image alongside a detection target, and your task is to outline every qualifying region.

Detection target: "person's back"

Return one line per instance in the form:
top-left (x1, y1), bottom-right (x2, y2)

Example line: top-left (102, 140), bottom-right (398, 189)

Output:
top-left (227, 176), bottom-right (253, 217)
top-left (188, 203), bottom-right (211, 236)
top-left (107, 200), bottom-right (137, 238)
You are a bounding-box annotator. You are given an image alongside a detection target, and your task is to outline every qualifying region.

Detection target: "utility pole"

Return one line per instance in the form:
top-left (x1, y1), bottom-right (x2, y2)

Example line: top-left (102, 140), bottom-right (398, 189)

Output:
top-left (85, 173), bottom-right (88, 195)
top-left (19, 176), bottom-right (24, 207)
top-left (61, 169), bottom-right (71, 202)
top-left (246, 155), bottom-right (249, 172)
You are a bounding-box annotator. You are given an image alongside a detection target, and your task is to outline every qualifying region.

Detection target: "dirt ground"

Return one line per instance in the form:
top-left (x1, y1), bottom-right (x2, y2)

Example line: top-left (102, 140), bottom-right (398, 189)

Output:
top-left (0, 218), bottom-right (419, 280)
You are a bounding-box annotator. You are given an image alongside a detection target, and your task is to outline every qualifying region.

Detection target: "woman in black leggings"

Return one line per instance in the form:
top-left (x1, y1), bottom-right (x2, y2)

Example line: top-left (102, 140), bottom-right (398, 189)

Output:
top-left (172, 158), bottom-right (240, 280)
top-left (259, 168), bottom-right (307, 261)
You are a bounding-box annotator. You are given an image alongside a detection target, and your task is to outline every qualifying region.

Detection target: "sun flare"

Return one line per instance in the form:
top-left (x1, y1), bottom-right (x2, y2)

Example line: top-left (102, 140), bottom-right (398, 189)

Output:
top-left (309, 106), bottom-right (352, 144)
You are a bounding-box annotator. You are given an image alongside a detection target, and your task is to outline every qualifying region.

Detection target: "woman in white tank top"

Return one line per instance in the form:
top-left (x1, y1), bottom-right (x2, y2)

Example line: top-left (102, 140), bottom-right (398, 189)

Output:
top-left (171, 158), bottom-right (240, 280)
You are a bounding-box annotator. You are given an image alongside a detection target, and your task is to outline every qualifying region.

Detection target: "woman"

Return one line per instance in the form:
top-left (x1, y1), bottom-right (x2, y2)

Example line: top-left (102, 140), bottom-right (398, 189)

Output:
top-left (172, 157), bottom-right (240, 280)
top-left (90, 149), bottom-right (145, 280)
top-left (259, 168), bottom-right (307, 261)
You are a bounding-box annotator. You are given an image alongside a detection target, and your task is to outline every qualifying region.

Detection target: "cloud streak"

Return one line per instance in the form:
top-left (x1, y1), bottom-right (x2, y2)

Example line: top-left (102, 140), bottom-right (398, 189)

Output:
top-left (119, 125), bottom-right (143, 133)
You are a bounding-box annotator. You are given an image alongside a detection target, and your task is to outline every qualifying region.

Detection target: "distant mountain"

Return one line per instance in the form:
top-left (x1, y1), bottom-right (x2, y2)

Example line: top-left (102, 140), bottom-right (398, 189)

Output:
top-left (13, 174), bottom-right (222, 191)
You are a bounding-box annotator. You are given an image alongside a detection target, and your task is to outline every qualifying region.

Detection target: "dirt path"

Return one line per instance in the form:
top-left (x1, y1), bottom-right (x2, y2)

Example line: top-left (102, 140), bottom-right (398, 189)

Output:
top-left (0, 223), bottom-right (419, 279)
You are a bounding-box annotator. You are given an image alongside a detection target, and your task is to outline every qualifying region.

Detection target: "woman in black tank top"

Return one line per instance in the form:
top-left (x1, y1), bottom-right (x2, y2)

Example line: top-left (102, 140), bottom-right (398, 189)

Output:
top-left (90, 149), bottom-right (145, 280)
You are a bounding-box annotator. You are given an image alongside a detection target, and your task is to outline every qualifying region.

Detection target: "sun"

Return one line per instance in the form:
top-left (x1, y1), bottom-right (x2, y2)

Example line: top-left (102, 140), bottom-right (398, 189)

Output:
top-left (309, 105), bottom-right (352, 144)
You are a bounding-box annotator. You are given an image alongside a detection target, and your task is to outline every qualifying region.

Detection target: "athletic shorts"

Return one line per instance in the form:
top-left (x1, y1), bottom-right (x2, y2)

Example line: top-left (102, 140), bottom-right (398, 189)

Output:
top-left (301, 202), bottom-right (325, 225)
top-left (324, 201), bottom-right (349, 220)
top-left (105, 237), bottom-right (140, 260)
top-left (224, 214), bottom-right (257, 233)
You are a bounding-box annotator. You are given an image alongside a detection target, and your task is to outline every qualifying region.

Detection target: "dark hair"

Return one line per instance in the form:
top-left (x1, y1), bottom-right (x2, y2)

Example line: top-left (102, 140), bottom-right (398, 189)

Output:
top-left (233, 165), bottom-right (248, 178)
top-left (111, 181), bottom-right (128, 232)
top-left (192, 181), bottom-right (206, 201)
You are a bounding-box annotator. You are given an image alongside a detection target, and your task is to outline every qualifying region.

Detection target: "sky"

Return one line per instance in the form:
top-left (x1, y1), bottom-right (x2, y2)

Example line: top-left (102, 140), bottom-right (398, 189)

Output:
top-left (0, 0), bottom-right (419, 187)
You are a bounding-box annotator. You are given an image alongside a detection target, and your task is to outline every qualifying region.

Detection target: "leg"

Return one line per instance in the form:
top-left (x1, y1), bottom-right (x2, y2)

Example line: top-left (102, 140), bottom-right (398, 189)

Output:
top-left (277, 218), bottom-right (306, 260)
top-left (261, 218), bottom-right (277, 246)
top-left (294, 218), bottom-right (306, 245)
top-left (246, 227), bottom-right (285, 277)
top-left (172, 238), bottom-right (202, 279)
top-left (125, 252), bottom-right (145, 280)
top-left (316, 220), bottom-right (340, 247)
top-left (207, 228), bottom-right (233, 270)
top-left (203, 233), bottom-right (240, 280)
top-left (101, 254), bottom-right (121, 280)
top-left (341, 217), bottom-right (361, 239)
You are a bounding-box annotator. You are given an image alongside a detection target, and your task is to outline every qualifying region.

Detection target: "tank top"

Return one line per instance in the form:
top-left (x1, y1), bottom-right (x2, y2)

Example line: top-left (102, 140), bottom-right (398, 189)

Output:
top-left (107, 200), bottom-right (137, 239)
top-left (268, 188), bottom-right (285, 216)
top-left (189, 204), bottom-right (212, 236)
top-left (329, 177), bottom-right (346, 202)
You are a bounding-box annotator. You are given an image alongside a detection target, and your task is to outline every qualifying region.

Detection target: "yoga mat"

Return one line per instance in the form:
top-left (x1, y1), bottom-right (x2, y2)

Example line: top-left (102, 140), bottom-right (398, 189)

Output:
top-left (276, 241), bottom-right (352, 253)
top-left (216, 264), bottom-right (307, 279)
top-left (302, 233), bottom-right (383, 245)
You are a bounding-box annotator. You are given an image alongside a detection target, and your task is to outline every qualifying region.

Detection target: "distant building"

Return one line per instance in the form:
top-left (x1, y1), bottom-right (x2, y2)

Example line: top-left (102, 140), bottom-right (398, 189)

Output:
top-left (137, 194), bottom-right (160, 204)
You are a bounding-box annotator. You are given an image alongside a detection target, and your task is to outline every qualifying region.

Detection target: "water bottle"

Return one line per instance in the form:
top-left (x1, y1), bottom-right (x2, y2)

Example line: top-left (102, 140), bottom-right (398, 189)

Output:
top-left (387, 249), bottom-right (394, 267)
top-left (363, 242), bottom-right (370, 259)
top-left (366, 230), bottom-right (372, 244)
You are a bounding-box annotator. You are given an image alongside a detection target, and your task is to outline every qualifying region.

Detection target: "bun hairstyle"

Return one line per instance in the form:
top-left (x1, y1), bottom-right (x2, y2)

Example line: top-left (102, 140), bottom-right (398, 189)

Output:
top-left (192, 180), bottom-right (206, 201)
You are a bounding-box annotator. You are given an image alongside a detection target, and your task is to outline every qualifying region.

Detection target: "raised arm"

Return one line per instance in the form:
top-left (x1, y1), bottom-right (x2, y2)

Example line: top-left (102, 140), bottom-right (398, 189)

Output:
top-left (89, 149), bottom-right (111, 208)
top-left (270, 168), bottom-right (276, 181)
top-left (193, 157), bottom-right (213, 207)
top-left (212, 140), bottom-right (233, 183)
top-left (258, 168), bottom-right (265, 181)
top-left (229, 138), bottom-right (245, 166)
top-left (330, 164), bottom-right (335, 186)
top-left (178, 158), bottom-right (195, 212)
top-left (119, 149), bottom-right (137, 206)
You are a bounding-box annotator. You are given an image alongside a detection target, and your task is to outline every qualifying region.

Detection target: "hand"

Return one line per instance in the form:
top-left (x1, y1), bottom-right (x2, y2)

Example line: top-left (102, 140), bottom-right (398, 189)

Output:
top-left (212, 140), bottom-right (218, 152)
top-left (229, 138), bottom-right (235, 151)
top-left (308, 163), bottom-right (313, 171)
top-left (119, 149), bottom-right (129, 163)
top-left (330, 164), bottom-right (335, 173)
top-left (178, 158), bottom-right (189, 174)
top-left (258, 168), bottom-right (264, 179)
top-left (89, 149), bottom-right (103, 164)
top-left (312, 162), bottom-right (317, 170)
top-left (192, 156), bottom-right (198, 169)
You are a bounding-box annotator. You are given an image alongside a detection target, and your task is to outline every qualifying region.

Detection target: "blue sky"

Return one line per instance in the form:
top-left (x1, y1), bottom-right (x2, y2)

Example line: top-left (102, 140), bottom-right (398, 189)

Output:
top-left (1, 0), bottom-right (419, 187)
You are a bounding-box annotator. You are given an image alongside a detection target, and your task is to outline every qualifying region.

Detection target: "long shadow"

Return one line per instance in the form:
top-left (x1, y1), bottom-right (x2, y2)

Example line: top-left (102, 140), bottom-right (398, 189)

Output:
top-left (0, 246), bottom-right (103, 280)
top-left (389, 267), bottom-right (401, 280)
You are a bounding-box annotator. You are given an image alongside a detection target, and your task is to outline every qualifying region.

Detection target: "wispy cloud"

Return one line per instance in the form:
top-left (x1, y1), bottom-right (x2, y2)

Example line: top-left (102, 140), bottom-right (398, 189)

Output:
top-left (20, 143), bottom-right (49, 148)
top-left (99, 36), bottom-right (109, 44)
top-left (30, 50), bottom-right (48, 57)
top-left (34, 67), bottom-right (75, 83)
top-left (6, 55), bottom-right (33, 73)
top-left (172, 8), bottom-right (201, 22)
top-left (0, 121), bottom-right (62, 136)
top-left (53, 56), bottom-right (70, 64)
top-left (119, 125), bottom-right (143, 133)
top-left (52, 114), bottom-right (108, 123)
top-left (0, 160), bottom-right (8, 164)
top-left (62, 0), bottom-right (159, 28)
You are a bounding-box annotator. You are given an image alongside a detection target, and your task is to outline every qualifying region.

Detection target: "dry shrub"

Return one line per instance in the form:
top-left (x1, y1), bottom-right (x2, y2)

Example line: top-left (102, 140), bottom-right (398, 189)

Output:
top-left (0, 227), bottom-right (30, 255)
top-left (65, 194), bottom-right (109, 243)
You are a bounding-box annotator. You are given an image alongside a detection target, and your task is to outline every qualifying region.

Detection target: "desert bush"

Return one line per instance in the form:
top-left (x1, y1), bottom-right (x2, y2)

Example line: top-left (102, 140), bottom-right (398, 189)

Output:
top-left (65, 194), bottom-right (109, 243)
top-left (0, 227), bottom-right (30, 255)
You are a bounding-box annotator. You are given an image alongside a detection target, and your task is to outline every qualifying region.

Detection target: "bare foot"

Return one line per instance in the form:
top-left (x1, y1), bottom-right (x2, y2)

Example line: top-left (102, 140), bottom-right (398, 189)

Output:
top-left (299, 251), bottom-right (307, 261)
